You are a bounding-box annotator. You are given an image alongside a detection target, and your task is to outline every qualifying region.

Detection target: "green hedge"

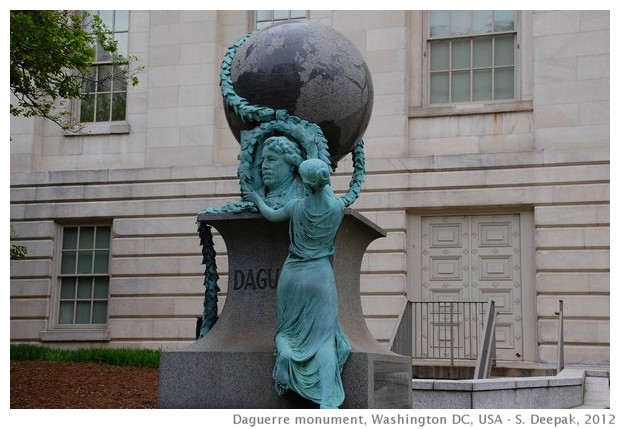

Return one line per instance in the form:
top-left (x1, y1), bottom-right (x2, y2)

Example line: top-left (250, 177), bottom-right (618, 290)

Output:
top-left (10, 344), bottom-right (160, 368)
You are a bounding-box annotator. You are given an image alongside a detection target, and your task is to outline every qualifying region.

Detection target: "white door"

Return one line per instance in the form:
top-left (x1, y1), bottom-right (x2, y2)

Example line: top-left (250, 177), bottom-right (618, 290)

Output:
top-left (420, 214), bottom-right (524, 361)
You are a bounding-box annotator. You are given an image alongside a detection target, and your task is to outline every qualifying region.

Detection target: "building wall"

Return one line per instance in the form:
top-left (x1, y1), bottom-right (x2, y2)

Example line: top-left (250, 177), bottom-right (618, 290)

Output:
top-left (10, 11), bottom-right (609, 365)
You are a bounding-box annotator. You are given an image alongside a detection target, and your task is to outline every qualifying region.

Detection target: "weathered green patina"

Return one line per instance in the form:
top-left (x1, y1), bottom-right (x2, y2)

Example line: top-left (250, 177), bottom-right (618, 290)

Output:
top-left (247, 158), bottom-right (350, 408)
top-left (197, 29), bottom-right (367, 339)
top-left (197, 27), bottom-right (369, 407)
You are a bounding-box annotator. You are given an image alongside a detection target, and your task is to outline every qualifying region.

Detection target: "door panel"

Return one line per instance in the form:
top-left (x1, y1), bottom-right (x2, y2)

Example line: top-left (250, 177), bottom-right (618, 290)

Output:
top-left (422, 217), bottom-right (469, 303)
top-left (471, 215), bottom-right (523, 359)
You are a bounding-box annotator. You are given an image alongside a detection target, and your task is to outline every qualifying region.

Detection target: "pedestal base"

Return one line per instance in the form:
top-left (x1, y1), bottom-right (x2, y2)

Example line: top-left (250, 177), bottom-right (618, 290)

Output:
top-left (158, 350), bottom-right (411, 409)
top-left (158, 351), bottom-right (311, 408)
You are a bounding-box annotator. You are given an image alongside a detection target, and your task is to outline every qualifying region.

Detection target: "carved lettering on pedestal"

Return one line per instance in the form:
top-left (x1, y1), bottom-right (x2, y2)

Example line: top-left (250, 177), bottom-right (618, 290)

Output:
top-left (233, 268), bottom-right (281, 290)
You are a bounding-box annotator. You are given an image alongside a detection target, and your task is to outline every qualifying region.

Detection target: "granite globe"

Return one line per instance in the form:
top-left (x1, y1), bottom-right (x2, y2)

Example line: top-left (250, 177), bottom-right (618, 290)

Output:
top-left (224, 21), bottom-right (374, 165)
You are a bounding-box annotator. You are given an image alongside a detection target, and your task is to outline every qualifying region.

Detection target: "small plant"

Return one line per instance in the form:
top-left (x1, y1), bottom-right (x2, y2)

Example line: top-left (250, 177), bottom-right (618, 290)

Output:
top-left (10, 344), bottom-right (161, 368)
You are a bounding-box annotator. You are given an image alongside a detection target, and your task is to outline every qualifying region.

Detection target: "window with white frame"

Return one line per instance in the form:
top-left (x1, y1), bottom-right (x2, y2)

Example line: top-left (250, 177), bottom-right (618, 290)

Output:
top-left (79, 10), bottom-right (129, 123)
top-left (57, 225), bottom-right (111, 326)
top-left (428, 10), bottom-right (516, 105)
top-left (254, 10), bottom-right (307, 30)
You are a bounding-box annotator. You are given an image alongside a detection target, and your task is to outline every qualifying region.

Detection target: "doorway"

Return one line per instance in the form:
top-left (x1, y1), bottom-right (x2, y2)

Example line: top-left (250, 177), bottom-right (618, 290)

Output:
top-left (409, 212), bottom-right (536, 361)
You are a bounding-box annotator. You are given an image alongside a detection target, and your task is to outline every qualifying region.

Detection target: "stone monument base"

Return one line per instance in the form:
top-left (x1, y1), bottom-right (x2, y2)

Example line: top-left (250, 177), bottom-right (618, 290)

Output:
top-left (158, 350), bottom-right (411, 408)
top-left (157, 210), bottom-right (412, 409)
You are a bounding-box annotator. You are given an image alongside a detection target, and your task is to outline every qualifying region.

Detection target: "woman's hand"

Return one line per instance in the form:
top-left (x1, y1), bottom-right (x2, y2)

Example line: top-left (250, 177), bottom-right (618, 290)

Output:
top-left (246, 191), bottom-right (261, 205)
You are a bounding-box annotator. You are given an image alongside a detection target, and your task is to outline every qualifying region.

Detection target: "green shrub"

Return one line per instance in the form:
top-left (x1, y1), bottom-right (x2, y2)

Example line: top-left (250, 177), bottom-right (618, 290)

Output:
top-left (10, 344), bottom-right (160, 368)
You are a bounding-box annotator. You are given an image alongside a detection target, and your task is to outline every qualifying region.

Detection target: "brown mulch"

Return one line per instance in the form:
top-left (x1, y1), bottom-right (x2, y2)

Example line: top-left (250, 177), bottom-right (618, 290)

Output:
top-left (10, 360), bottom-right (158, 409)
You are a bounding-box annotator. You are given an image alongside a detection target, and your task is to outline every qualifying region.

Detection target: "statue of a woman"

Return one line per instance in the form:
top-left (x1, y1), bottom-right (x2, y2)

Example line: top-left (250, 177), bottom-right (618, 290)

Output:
top-left (248, 158), bottom-right (350, 409)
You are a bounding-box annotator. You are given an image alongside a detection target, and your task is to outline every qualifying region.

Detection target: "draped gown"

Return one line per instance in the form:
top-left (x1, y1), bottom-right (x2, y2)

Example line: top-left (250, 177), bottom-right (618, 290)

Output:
top-left (272, 197), bottom-right (351, 408)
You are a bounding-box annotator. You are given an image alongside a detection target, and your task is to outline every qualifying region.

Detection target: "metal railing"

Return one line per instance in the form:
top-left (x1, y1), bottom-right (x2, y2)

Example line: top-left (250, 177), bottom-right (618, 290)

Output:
top-left (555, 300), bottom-right (565, 373)
top-left (391, 300), bottom-right (490, 364)
top-left (474, 300), bottom-right (497, 379)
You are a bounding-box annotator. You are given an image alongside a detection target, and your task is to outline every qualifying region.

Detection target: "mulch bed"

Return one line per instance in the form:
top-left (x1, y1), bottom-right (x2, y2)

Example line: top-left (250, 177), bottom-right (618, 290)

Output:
top-left (10, 360), bottom-right (159, 409)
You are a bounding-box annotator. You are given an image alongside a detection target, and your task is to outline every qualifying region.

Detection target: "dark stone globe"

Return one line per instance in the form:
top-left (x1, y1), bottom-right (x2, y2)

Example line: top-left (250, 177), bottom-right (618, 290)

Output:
top-left (224, 20), bottom-right (374, 165)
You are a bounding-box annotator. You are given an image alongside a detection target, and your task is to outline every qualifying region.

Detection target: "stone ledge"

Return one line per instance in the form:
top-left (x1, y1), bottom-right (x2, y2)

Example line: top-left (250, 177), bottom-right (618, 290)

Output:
top-left (412, 369), bottom-right (585, 409)
top-left (585, 369), bottom-right (610, 378)
top-left (40, 329), bottom-right (111, 342)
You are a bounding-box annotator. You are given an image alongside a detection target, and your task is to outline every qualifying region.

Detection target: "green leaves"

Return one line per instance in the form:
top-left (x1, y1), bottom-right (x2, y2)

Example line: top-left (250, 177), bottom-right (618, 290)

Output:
top-left (10, 11), bottom-right (141, 130)
top-left (10, 244), bottom-right (27, 261)
top-left (10, 225), bottom-right (27, 261)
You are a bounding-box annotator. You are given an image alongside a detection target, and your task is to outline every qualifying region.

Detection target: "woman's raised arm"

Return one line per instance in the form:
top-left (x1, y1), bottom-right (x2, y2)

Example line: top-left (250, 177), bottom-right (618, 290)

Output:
top-left (247, 191), bottom-right (294, 223)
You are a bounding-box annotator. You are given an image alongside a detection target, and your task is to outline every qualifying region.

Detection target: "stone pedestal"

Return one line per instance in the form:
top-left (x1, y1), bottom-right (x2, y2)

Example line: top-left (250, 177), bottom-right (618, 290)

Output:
top-left (158, 209), bottom-right (412, 408)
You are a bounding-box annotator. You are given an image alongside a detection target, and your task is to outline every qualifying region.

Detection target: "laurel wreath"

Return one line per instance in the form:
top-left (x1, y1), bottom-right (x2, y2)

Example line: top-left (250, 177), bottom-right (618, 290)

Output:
top-left (237, 112), bottom-right (333, 197)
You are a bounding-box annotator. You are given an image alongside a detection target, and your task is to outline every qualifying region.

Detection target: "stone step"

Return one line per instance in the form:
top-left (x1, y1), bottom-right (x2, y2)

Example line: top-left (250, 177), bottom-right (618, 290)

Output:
top-left (575, 370), bottom-right (610, 409)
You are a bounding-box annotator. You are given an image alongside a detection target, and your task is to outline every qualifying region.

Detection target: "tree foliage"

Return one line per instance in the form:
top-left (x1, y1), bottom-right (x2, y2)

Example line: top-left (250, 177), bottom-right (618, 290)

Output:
top-left (10, 226), bottom-right (27, 261)
top-left (10, 243), bottom-right (28, 261)
top-left (10, 10), bottom-right (140, 130)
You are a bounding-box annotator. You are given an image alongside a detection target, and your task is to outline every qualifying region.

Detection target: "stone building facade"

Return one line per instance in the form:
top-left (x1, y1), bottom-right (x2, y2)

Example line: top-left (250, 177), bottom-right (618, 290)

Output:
top-left (10, 11), bottom-right (609, 367)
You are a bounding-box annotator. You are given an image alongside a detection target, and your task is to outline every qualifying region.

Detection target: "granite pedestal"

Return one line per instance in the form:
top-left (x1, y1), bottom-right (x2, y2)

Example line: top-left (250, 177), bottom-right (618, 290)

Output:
top-left (158, 209), bottom-right (412, 408)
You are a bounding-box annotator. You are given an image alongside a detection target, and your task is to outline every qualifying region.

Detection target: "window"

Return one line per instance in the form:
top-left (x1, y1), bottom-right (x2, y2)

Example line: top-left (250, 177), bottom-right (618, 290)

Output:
top-left (254, 10), bottom-right (307, 30)
top-left (57, 225), bottom-right (111, 325)
top-left (79, 10), bottom-right (129, 123)
top-left (428, 11), bottom-right (516, 105)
